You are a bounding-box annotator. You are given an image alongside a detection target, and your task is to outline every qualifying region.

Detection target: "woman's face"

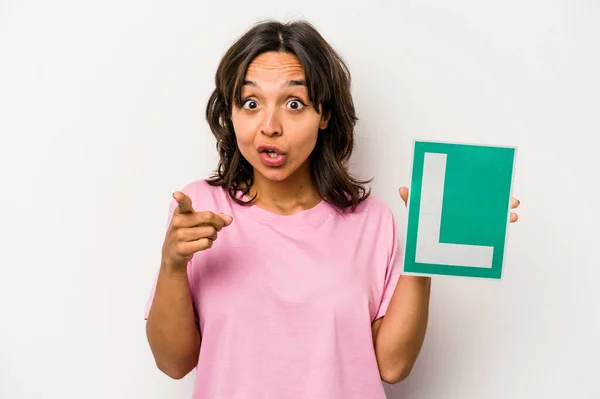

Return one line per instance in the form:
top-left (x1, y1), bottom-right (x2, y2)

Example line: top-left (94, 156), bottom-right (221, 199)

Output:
top-left (231, 51), bottom-right (329, 183)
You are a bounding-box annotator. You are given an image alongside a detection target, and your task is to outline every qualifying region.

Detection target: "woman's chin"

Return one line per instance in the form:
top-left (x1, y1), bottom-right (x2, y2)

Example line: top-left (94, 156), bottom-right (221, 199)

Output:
top-left (261, 170), bottom-right (290, 182)
top-left (253, 164), bottom-right (293, 182)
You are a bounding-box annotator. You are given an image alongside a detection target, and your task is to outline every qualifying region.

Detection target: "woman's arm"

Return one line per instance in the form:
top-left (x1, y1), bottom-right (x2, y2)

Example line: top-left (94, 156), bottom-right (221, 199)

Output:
top-left (146, 191), bottom-right (232, 379)
top-left (146, 264), bottom-right (201, 379)
top-left (372, 189), bottom-right (518, 384)
top-left (372, 275), bottom-right (431, 384)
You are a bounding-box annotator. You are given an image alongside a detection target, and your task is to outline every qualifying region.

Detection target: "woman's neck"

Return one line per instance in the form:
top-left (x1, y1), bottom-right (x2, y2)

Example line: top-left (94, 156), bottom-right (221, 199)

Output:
top-left (248, 170), bottom-right (321, 216)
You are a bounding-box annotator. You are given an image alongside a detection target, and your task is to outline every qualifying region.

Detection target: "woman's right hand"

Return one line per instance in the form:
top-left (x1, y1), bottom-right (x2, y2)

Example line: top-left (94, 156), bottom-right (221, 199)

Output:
top-left (160, 191), bottom-right (233, 276)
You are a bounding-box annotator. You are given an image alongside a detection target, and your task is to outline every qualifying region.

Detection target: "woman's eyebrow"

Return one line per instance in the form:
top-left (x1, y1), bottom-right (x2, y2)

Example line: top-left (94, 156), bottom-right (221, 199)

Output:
top-left (242, 79), bottom-right (306, 88)
top-left (283, 79), bottom-right (306, 88)
top-left (242, 80), bottom-right (258, 87)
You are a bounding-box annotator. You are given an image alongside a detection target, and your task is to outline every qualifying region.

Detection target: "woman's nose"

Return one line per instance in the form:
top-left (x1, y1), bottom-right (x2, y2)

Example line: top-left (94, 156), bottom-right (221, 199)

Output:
top-left (259, 108), bottom-right (282, 137)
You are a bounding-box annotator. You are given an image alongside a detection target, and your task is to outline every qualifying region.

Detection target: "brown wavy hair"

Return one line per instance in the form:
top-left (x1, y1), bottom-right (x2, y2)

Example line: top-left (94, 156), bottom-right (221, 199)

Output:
top-left (205, 20), bottom-right (371, 212)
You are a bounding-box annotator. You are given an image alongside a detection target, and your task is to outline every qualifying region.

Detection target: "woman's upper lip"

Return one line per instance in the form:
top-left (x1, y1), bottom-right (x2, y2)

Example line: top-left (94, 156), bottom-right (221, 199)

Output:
top-left (257, 144), bottom-right (287, 155)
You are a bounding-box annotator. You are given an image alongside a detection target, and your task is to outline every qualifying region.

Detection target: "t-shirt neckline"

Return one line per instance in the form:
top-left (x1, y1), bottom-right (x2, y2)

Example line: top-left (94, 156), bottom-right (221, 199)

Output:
top-left (229, 189), bottom-right (334, 226)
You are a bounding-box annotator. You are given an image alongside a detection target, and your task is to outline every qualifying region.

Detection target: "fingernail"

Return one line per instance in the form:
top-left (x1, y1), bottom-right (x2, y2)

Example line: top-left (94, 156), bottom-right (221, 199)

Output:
top-left (219, 212), bottom-right (233, 220)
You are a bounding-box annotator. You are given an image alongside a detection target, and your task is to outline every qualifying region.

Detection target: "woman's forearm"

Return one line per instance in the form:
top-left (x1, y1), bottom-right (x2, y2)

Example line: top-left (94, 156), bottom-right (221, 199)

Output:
top-left (145, 264), bottom-right (201, 379)
top-left (373, 275), bottom-right (431, 383)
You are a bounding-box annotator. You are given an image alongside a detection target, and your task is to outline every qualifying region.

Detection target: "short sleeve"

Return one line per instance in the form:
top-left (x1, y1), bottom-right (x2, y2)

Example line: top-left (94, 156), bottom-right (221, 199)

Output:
top-left (143, 183), bottom-right (198, 322)
top-left (373, 209), bottom-right (403, 321)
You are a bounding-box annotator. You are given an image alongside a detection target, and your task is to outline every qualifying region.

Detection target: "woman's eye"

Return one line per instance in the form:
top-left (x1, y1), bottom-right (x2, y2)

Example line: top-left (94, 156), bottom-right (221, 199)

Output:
top-left (242, 100), bottom-right (259, 110)
top-left (287, 99), bottom-right (305, 111)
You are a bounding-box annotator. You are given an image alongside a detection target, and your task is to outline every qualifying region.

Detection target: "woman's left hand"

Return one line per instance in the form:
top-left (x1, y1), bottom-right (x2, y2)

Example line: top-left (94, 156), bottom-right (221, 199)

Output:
top-left (398, 187), bottom-right (520, 223)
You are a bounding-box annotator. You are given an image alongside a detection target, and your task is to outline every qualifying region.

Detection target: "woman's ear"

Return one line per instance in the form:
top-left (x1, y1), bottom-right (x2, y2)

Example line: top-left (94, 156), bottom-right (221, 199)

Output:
top-left (319, 110), bottom-right (330, 130)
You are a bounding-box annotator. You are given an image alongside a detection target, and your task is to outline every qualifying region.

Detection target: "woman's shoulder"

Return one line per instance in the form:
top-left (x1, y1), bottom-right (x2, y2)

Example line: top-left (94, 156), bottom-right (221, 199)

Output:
top-left (343, 192), bottom-right (395, 222)
top-left (332, 193), bottom-right (398, 244)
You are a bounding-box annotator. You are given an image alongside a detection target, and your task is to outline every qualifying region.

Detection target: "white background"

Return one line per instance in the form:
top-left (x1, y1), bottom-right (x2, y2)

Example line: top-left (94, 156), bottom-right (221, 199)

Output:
top-left (1, 0), bottom-right (599, 398)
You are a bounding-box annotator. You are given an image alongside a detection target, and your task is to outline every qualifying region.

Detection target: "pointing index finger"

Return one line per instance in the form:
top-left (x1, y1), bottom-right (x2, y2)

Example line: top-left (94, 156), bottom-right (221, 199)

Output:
top-left (173, 191), bottom-right (194, 214)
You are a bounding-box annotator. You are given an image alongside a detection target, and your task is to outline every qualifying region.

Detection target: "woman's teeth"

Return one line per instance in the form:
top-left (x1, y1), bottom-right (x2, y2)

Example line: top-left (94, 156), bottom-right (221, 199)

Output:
top-left (266, 151), bottom-right (277, 158)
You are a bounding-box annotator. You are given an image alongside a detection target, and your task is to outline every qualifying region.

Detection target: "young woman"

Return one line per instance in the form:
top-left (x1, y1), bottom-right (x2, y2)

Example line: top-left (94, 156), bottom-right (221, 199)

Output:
top-left (144, 20), bottom-right (520, 399)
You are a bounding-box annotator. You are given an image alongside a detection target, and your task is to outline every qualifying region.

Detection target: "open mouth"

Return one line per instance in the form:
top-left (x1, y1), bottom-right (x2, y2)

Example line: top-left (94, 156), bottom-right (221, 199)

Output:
top-left (263, 149), bottom-right (279, 158)
top-left (258, 146), bottom-right (287, 167)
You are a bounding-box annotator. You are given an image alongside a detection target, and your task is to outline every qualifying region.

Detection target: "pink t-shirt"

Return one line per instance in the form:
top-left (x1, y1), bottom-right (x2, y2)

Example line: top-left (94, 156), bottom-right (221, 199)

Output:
top-left (145, 179), bottom-right (403, 399)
